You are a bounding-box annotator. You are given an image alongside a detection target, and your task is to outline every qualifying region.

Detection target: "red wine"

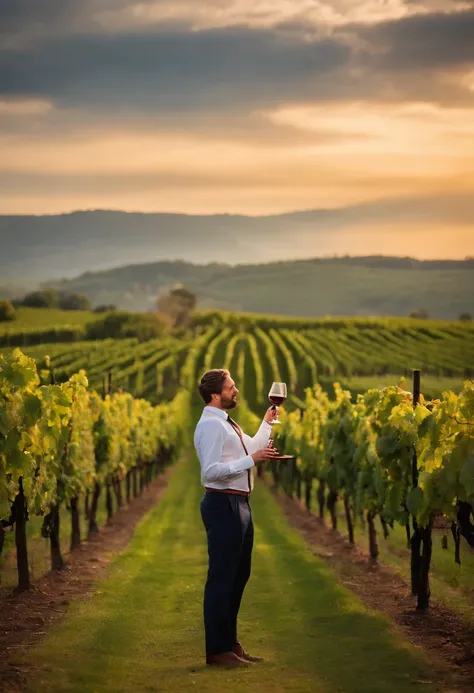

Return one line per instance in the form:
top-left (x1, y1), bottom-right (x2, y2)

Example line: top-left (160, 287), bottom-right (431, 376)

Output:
top-left (269, 395), bottom-right (286, 406)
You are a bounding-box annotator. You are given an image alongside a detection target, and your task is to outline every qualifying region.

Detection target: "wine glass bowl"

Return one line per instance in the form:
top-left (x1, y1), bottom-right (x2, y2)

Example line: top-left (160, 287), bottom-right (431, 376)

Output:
top-left (268, 382), bottom-right (287, 424)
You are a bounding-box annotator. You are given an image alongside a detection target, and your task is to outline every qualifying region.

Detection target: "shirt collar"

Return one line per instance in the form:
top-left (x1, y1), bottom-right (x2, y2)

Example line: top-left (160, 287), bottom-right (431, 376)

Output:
top-left (204, 405), bottom-right (228, 420)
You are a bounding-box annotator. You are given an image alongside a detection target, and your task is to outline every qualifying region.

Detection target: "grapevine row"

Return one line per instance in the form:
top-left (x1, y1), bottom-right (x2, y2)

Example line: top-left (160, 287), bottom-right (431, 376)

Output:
top-left (0, 349), bottom-right (190, 591)
top-left (270, 376), bottom-right (474, 609)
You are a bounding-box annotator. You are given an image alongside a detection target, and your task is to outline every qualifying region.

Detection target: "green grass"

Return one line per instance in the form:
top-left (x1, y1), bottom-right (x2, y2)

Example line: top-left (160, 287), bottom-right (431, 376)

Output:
top-left (24, 453), bottom-right (447, 693)
top-left (0, 307), bottom-right (101, 333)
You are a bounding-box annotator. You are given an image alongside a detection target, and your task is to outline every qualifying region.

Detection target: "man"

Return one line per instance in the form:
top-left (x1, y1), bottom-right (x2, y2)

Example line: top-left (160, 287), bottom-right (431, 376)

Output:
top-left (194, 368), bottom-right (281, 668)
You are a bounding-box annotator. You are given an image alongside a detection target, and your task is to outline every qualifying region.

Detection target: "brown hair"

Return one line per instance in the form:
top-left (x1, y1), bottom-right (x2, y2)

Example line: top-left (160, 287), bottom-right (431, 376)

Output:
top-left (198, 369), bottom-right (230, 404)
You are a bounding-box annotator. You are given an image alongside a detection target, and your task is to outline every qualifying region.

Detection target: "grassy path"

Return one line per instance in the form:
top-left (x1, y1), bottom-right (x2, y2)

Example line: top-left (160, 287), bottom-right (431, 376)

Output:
top-left (26, 453), bottom-right (447, 693)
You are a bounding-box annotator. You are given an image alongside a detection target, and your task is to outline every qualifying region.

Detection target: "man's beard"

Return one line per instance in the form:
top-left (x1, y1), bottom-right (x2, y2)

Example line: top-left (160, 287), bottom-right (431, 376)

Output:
top-left (222, 395), bottom-right (237, 410)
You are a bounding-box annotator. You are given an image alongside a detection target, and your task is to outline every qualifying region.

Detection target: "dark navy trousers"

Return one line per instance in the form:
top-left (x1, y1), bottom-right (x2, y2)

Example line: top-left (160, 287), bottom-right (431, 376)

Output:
top-left (200, 491), bottom-right (254, 656)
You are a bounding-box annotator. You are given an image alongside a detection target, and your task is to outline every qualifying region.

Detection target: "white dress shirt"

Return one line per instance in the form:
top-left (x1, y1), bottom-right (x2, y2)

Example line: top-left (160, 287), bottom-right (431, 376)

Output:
top-left (194, 406), bottom-right (272, 492)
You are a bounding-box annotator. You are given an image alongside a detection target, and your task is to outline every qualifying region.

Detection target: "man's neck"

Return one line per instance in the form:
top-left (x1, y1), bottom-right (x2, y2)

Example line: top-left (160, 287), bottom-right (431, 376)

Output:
top-left (205, 404), bottom-right (231, 419)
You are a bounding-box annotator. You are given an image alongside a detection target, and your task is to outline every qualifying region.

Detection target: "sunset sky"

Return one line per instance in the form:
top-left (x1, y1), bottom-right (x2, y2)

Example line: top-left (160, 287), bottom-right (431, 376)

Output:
top-left (1, 1), bottom-right (473, 258)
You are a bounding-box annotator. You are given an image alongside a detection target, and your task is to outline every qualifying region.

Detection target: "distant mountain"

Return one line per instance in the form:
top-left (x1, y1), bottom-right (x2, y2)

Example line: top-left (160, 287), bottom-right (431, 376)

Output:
top-left (42, 257), bottom-right (474, 319)
top-left (1, 196), bottom-right (473, 282)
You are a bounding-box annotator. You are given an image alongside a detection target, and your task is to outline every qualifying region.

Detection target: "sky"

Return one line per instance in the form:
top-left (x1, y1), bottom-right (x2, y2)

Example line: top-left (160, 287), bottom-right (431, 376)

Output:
top-left (0, 0), bottom-right (474, 259)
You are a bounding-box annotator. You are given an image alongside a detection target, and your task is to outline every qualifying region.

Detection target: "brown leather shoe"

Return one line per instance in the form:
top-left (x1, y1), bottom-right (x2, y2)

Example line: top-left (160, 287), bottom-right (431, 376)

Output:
top-left (206, 651), bottom-right (251, 667)
top-left (232, 644), bottom-right (264, 663)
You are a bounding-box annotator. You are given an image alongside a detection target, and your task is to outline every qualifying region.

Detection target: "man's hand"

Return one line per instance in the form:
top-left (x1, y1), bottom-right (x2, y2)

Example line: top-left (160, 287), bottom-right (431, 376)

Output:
top-left (264, 406), bottom-right (279, 424)
top-left (252, 442), bottom-right (281, 465)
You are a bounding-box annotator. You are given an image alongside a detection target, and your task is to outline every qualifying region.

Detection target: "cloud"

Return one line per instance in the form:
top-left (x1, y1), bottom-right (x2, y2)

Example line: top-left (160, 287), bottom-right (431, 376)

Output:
top-left (1, 20), bottom-right (474, 121)
top-left (0, 0), bottom-right (75, 29)
top-left (2, 1), bottom-right (471, 40)
top-left (1, 6), bottom-right (474, 120)
top-left (1, 1), bottom-right (474, 222)
top-left (0, 26), bottom-right (350, 112)
top-left (0, 97), bottom-right (53, 114)
top-left (0, 0), bottom-right (133, 45)
top-left (4, 168), bottom-right (467, 197)
top-left (353, 6), bottom-right (474, 70)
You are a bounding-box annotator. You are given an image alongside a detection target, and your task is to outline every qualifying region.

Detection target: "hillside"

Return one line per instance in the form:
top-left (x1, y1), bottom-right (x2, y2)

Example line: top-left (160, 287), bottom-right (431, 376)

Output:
top-left (48, 257), bottom-right (474, 319)
top-left (1, 200), bottom-right (473, 282)
top-left (0, 307), bottom-right (100, 333)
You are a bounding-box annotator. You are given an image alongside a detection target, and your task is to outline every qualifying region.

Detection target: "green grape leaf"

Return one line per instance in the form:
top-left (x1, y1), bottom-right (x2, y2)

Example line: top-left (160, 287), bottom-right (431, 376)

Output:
top-left (388, 485), bottom-right (402, 515)
top-left (3, 429), bottom-right (21, 454)
top-left (0, 407), bottom-right (10, 436)
top-left (6, 448), bottom-right (31, 477)
top-left (406, 486), bottom-right (424, 516)
top-left (7, 365), bottom-right (37, 388)
top-left (417, 412), bottom-right (433, 438)
top-left (23, 394), bottom-right (43, 427)
top-left (459, 455), bottom-right (474, 497)
top-left (376, 434), bottom-right (399, 456)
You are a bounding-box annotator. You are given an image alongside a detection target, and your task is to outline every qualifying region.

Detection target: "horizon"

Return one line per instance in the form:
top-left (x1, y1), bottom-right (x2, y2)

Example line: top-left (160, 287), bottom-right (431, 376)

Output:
top-left (66, 253), bottom-right (474, 274)
top-left (1, 189), bottom-right (473, 221)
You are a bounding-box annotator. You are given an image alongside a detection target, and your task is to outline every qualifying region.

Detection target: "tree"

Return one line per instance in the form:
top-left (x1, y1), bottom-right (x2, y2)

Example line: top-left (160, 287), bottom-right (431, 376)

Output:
top-left (22, 288), bottom-right (59, 308)
top-left (0, 300), bottom-right (16, 322)
top-left (409, 308), bottom-right (429, 319)
top-left (59, 292), bottom-right (92, 311)
top-left (459, 312), bottom-right (472, 322)
top-left (156, 285), bottom-right (197, 328)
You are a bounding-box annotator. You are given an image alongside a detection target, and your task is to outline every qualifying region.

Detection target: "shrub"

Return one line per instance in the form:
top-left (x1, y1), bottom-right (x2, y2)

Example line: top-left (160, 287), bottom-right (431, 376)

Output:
top-left (22, 288), bottom-right (59, 308)
top-left (0, 300), bottom-right (16, 322)
top-left (93, 304), bottom-right (117, 313)
top-left (409, 308), bottom-right (429, 319)
top-left (86, 311), bottom-right (167, 341)
top-left (59, 292), bottom-right (92, 311)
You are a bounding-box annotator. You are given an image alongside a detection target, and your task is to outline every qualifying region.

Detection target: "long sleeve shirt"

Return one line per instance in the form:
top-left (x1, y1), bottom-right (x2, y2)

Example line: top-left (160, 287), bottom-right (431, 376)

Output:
top-left (194, 405), bottom-right (272, 492)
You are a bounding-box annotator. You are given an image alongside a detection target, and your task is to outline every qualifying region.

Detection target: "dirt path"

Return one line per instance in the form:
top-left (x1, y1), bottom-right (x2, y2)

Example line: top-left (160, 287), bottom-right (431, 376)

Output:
top-left (0, 467), bottom-right (173, 693)
top-left (266, 480), bottom-right (474, 692)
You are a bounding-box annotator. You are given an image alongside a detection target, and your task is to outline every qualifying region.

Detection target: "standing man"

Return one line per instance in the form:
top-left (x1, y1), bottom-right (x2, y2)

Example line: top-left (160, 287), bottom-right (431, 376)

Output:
top-left (194, 368), bottom-right (280, 668)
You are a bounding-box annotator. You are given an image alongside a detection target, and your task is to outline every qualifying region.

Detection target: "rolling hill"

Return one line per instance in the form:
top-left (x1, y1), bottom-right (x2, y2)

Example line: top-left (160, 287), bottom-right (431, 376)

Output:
top-left (1, 198), bottom-right (473, 283)
top-left (1, 206), bottom-right (472, 317)
top-left (48, 256), bottom-right (474, 319)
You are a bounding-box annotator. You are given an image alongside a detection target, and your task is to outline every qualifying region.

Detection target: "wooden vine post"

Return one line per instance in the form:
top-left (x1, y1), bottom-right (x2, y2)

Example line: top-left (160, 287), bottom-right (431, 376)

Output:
top-left (15, 477), bottom-right (31, 591)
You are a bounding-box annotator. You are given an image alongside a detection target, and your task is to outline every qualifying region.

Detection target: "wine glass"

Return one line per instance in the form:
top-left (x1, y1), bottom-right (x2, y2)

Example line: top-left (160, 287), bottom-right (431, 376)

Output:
top-left (268, 382), bottom-right (287, 424)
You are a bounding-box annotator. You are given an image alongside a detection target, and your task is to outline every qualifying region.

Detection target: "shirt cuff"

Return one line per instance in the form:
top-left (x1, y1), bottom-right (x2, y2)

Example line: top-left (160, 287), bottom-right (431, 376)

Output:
top-left (230, 454), bottom-right (255, 474)
top-left (261, 420), bottom-right (272, 432)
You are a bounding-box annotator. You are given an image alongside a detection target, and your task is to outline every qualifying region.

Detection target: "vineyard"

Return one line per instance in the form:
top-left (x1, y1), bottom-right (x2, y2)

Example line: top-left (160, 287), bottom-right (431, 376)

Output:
top-left (1, 310), bottom-right (474, 692)
top-left (4, 313), bottom-right (473, 405)
top-left (0, 350), bottom-right (189, 591)
top-left (271, 377), bottom-right (474, 605)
